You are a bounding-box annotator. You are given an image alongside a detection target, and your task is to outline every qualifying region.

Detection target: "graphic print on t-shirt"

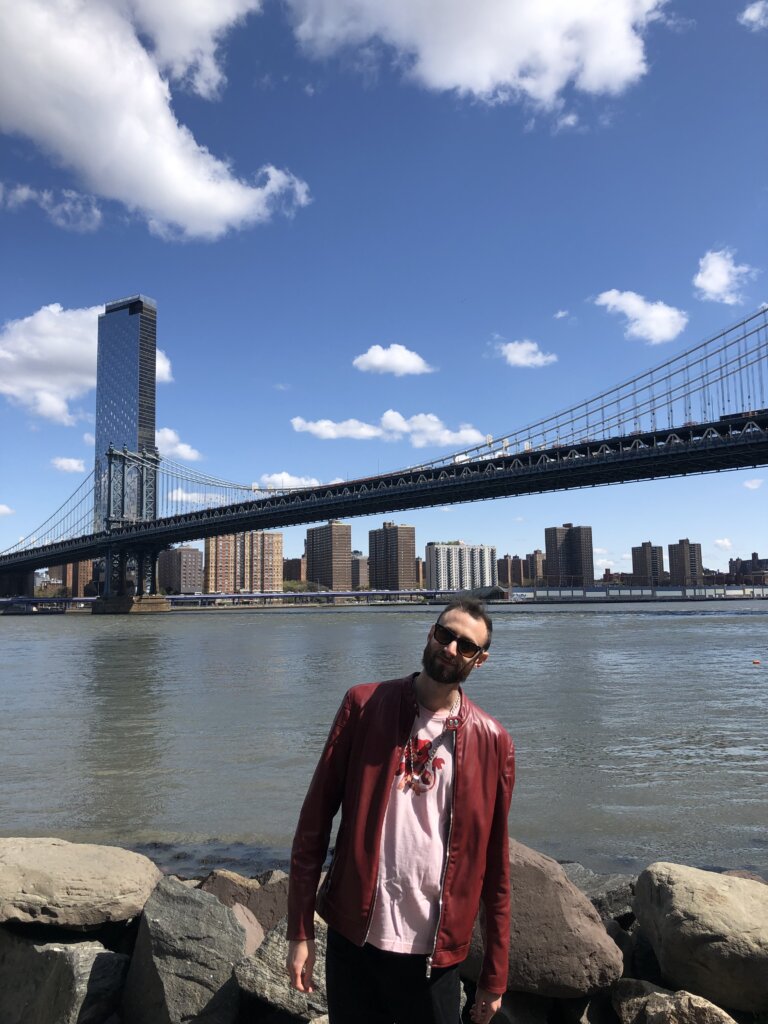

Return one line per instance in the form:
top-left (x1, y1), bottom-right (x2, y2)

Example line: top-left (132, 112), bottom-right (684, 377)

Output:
top-left (396, 735), bottom-right (446, 795)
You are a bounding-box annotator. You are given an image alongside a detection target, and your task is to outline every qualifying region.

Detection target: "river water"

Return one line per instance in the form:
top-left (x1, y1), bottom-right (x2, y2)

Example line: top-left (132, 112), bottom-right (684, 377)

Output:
top-left (1, 602), bottom-right (766, 878)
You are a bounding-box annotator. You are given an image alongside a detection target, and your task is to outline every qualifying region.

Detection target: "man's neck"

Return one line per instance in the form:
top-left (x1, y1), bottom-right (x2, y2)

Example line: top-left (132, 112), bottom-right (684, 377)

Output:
top-left (414, 671), bottom-right (460, 713)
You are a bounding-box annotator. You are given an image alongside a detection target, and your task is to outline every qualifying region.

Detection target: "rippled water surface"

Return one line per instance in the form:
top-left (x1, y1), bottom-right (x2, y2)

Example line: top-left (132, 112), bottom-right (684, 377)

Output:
top-left (1, 602), bottom-right (766, 877)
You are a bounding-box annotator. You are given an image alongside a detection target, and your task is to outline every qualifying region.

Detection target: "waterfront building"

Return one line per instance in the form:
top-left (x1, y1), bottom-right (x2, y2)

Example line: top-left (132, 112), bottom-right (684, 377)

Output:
top-left (93, 295), bottom-right (158, 531)
top-left (283, 556), bottom-right (307, 583)
top-left (631, 542), bottom-right (665, 586)
top-left (368, 521), bottom-right (416, 591)
top-left (414, 557), bottom-right (425, 589)
top-left (351, 551), bottom-right (369, 590)
top-left (544, 523), bottom-right (594, 586)
top-left (204, 531), bottom-right (283, 592)
top-left (46, 560), bottom-right (94, 597)
top-left (525, 549), bottom-right (546, 584)
top-left (157, 547), bottom-right (203, 594)
top-left (497, 554), bottom-right (525, 587)
top-left (425, 541), bottom-right (498, 591)
top-left (306, 521), bottom-right (351, 590)
top-left (729, 551), bottom-right (768, 583)
top-left (668, 538), bottom-right (704, 586)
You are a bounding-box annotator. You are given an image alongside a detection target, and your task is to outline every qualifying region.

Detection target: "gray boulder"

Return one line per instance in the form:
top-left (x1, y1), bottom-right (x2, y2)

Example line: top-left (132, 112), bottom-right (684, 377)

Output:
top-left (0, 926), bottom-right (128, 1024)
top-left (121, 875), bottom-right (246, 1024)
top-left (235, 917), bottom-right (327, 1022)
top-left (612, 979), bottom-right (739, 1024)
top-left (463, 840), bottom-right (623, 997)
top-left (561, 862), bottom-right (635, 923)
top-left (634, 862), bottom-right (768, 1013)
top-left (491, 991), bottom-right (551, 1024)
top-left (200, 868), bottom-right (288, 935)
top-left (0, 838), bottom-right (161, 928)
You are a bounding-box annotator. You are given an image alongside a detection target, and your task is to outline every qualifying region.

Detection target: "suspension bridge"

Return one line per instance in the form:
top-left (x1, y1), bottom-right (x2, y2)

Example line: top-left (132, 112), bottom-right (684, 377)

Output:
top-left (1, 307), bottom-right (767, 598)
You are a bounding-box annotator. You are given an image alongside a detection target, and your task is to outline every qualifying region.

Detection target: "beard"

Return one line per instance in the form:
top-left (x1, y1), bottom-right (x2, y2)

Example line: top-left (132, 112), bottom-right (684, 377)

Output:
top-left (421, 640), bottom-right (475, 686)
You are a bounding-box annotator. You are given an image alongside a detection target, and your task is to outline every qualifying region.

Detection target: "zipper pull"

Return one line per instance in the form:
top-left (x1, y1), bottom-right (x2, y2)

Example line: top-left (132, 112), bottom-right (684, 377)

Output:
top-left (425, 955), bottom-right (432, 979)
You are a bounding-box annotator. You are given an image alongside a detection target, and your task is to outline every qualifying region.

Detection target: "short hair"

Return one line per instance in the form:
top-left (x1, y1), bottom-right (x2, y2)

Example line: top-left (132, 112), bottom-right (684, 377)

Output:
top-left (438, 598), bottom-right (493, 650)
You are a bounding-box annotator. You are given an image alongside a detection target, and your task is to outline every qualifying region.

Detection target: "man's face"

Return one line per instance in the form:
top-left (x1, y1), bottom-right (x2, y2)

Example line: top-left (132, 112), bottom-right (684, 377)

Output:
top-left (421, 608), bottom-right (489, 686)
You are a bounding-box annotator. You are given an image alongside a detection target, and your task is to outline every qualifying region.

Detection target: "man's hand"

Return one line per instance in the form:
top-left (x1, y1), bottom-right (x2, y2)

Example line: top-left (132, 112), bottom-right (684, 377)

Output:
top-left (469, 986), bottom-right (502, 1023)
top-left (286, 938), bottom-right (316, 992)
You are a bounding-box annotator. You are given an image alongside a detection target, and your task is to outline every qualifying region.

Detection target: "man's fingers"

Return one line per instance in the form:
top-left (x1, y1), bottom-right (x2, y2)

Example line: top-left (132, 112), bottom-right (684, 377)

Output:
top-left (286, 939), bottom-right (316, 993)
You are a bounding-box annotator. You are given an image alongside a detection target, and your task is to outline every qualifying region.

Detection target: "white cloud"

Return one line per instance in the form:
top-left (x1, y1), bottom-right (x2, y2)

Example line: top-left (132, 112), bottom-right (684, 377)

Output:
top-left (353, 343), bottom-right (434, 376)
top-left (0, 504), bottom-right (14, 516)
top-left (595, 557), bottom-right (614, 568)
top-left (693, 249), bottom-right (756, 305)
top-left (554, 310), bottom-right (569, 320)
top-left (595, 289), bottom-right (688, 344)
top-left (0, 1), bottom-right (309, 240)
top-left (0, 303), bottom-right (100, 424)
top-left (738, 2), bottom-right (768, 30)
top-left (3, 183), bottom-right (101, 231)
top-left (713, 538), bottom-right (733, 550)
top-left (83, 432), bottom-right (95, 446)
top-left (167, 487), bottom-right (224, 505)
top-left (287, 0), bottom-right (665, 108)
top-left (156, 427), bottom-right (202, 461)
top-left (555, 112), bottom-right (579, 132)
top-left (743, 478), bottom-right (764, 490)
top-left (52, 456), bottom-right (85, 473)
top-left (0, 302), bottom-right (175, 425)
top-left (258, 471), bottom-right (321, 488)
top-left (497, 340), bottom-right (558, 368)
top-left (292, 408), bottom-right (484, 448)
top-left (594, 547), bottom-right (609, 555)
top-left (156, 349), bottom-right (174, 383)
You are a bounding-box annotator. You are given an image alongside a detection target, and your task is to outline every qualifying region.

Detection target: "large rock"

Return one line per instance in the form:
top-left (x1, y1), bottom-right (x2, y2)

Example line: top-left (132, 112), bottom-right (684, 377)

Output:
top-left (561, 862), bottom-right (635, 924)
top-left (612, 979), bottom-right (739, 1024)
top-left (463, 841), bottom-right (623, 997)
top-left (0, 926), bottom-right (128, 1024)
top-left (121, 875), bottom-right (246, 1024)
top-left (235, 917), bottom-right (327, 1022)
top-left (200, 868), bottom-right (288, 935)
top-left (0, 838), bottom-right (161, 927)
top-left (633, 862), bottom-right (768, 1013)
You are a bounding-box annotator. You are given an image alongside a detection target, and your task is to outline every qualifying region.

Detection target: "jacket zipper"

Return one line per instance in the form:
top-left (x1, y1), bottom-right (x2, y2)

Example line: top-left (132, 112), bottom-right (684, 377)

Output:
top-left (426, 727), bottom-right (456, 978)
top-left (362, 706), bottom-right (420, 946)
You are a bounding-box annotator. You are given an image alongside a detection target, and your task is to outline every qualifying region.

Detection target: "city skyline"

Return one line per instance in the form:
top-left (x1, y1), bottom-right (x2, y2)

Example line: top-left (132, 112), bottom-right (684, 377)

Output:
top-left (1, 2), bottom-right (766, 571)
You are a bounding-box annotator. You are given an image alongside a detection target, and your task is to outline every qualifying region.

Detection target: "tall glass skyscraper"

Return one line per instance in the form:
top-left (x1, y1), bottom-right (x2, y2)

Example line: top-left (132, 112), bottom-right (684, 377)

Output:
top-left (93, 295), bottom-right (158, 531)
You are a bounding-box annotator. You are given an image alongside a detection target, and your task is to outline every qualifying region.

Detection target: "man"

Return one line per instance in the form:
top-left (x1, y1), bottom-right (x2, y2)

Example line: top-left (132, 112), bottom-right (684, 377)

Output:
top-left (287, 598), bottom-right (515, 1024)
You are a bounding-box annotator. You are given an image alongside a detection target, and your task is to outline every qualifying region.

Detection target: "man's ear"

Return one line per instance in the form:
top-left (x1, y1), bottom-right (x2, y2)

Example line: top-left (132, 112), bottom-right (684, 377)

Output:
top-left (475, 651), bottom-right (489, 668)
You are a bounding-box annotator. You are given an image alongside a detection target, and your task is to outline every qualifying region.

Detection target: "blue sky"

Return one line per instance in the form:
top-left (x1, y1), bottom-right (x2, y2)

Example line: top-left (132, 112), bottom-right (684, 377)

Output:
top-left (1, 0), bottom-right (766, 572)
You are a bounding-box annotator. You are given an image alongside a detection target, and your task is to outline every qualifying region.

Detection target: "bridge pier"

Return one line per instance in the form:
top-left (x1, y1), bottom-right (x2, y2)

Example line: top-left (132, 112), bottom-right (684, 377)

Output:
top-left (93, 546), bottom-right (170, 613)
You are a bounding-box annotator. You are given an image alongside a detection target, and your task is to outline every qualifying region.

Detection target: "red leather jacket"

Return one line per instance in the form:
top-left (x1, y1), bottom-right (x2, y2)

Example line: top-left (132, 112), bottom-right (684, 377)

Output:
top-left (288, 674), bottom-right (515, 995)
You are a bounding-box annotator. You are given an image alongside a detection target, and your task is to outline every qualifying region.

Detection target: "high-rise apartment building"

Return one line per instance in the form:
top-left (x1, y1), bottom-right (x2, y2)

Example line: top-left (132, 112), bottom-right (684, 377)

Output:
top-left (204, 531), bottom-right (283, 592)
top-left (158, 547), bottom-right (203, 594)
top-left (283, 556), bottom-right (307, 582)
top-left (525, 549), bottom-right (545, 584)
top-left (631, 542), bottom-right (665, 586)
top-left (497, 554), bottom-right (525, 587)
top-left (368, 521), bottom-right (416, 591)
top-left (94, 295), bottom-right (158, 530)
top-left (306, 521), bottom-right (351, 590)
top-left (544, 523), bottom-right (594, 586)
top-left (425, 542), bottom-right (498, 591)
top-left (47, 560), bottom-right (94, 597)
top-left (351, 551), bottom-right (369, 590)
top-left (668, 538), bottom-right (704, 586)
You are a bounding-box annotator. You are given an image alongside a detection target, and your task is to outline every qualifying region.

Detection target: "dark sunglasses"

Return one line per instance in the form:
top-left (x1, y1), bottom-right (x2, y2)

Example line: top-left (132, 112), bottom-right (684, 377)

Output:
top-left (433, 622), bottom-right (484, 659)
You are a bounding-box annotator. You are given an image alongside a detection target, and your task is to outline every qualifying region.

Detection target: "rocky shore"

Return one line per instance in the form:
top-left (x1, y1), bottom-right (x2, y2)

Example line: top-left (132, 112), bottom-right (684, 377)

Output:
top-left (0, 836), bottom-right (766, 1024)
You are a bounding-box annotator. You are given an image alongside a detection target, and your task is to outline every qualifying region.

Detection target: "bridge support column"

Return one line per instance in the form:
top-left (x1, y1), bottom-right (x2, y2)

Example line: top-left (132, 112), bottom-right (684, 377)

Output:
top-left (93, 546), bottom-right (170, 613)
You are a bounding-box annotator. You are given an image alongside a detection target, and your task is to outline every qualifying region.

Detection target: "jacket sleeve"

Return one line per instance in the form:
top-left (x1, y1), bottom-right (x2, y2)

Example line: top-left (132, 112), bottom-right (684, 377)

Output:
top-left (287, 689), bottom-right (356, 941)
top-left (478, 737), bottom-right (515, 994)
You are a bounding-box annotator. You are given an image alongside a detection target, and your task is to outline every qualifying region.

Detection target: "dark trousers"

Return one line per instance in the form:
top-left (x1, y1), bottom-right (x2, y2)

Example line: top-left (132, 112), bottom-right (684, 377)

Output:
top-left (325, 927), bottom-right (462, 1024)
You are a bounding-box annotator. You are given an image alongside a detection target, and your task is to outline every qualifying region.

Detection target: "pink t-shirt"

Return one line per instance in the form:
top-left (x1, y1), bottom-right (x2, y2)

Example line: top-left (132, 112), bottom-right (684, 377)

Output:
top-left (366, 704), bottom-right (454, 954)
